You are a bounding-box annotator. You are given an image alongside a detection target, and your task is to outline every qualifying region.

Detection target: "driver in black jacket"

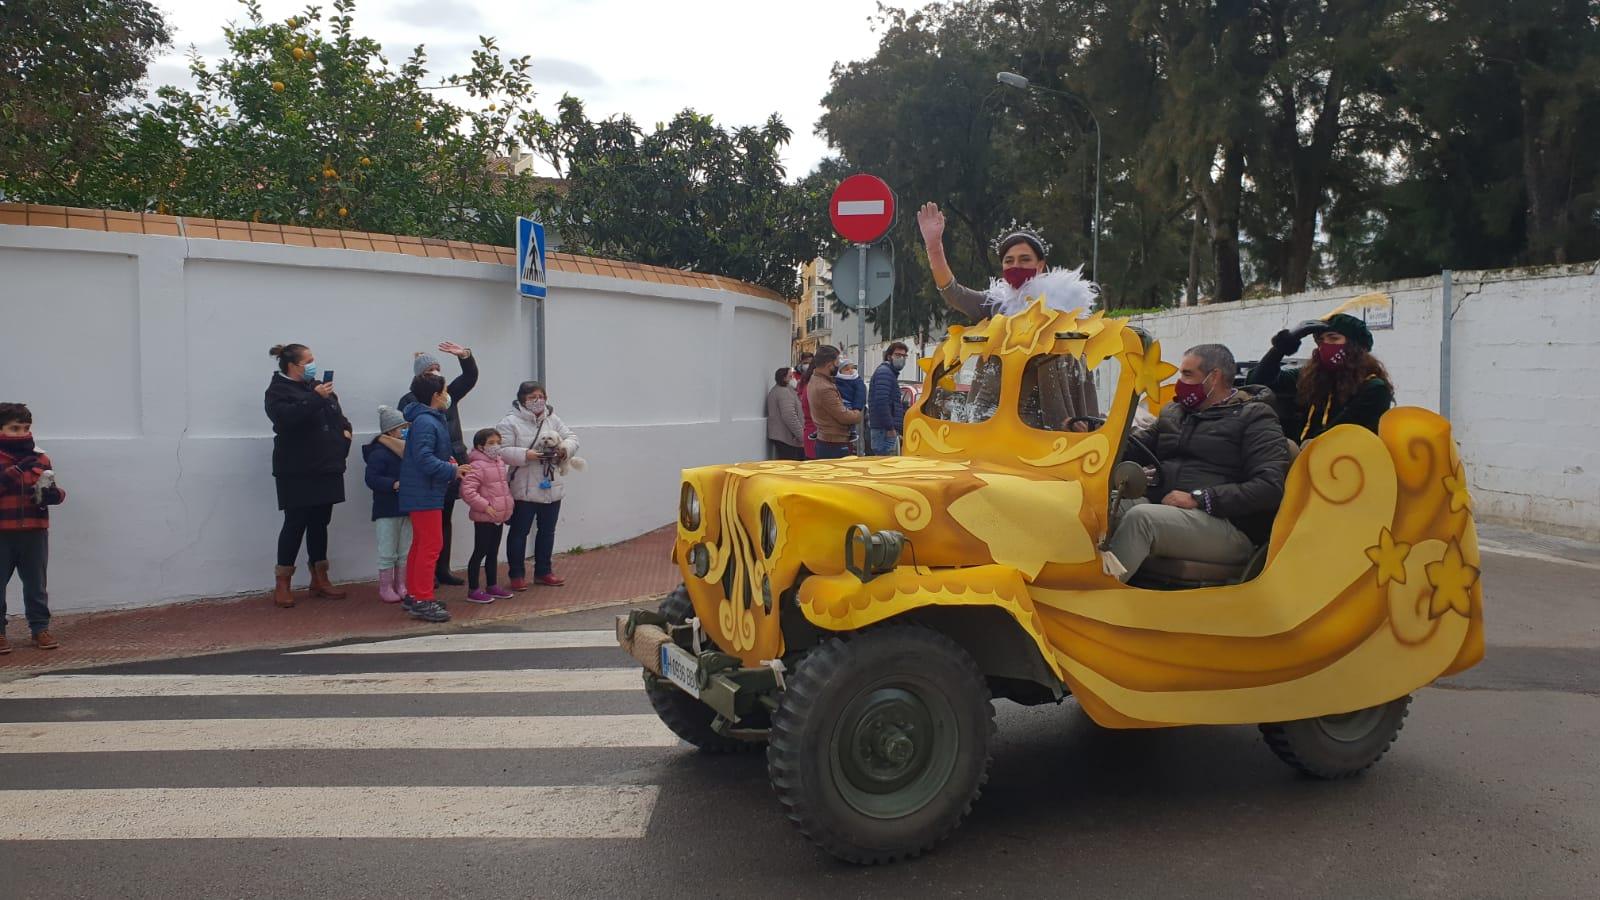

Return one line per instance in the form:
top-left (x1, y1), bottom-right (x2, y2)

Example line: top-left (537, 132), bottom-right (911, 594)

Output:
top-left (1109, 344), bottom-right (1290, 582)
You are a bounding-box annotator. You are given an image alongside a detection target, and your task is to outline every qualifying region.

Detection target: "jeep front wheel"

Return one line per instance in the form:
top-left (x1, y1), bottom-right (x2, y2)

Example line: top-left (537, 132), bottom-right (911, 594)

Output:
top-left (643, 585), bottom-right (763, 754)
top-left (1259, 695), bottom-right (1411, 779)
top-left (767, 625), bottom-right (994, 864)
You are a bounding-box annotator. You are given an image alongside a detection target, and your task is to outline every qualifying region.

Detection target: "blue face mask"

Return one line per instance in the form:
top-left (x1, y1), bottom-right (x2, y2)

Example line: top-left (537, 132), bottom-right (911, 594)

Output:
top-left (399, 427), bottom-right (410, 439)
top-left (301, 363), bottom-right (319, 383)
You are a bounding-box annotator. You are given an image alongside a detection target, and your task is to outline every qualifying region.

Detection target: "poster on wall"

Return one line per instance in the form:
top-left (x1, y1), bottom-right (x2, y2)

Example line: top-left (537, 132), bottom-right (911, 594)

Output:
top-left (517, 217), bottom-right (547, 299)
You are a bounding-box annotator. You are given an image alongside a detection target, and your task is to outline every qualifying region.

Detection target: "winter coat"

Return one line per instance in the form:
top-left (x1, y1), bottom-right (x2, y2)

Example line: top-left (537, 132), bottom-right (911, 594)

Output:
top-left (461, 448), bottom-right (514, 524)
top-left (398, 353), bottom-right (478, 461)
top-left (1248, 350), bottom-right (1394, 442)
top-left (398, 403), bottom-right (458, 513)
top-left (1130, 386), bottom-right (1291, 545)
top-left (362, 439), bottom-right (404, 521)
top-left (869, 361), bottom-right (909, 431)
top-left (806, 371), bottom-right (862, 444)
top-left (0, 436), bottom-right (65, 532)
top-left (838, 375), bottom-right (867, 412)
top-left (264, 372), bottom-right (351, 509)
top-left (799, 376), bottom-right (817, 458)
top-left (766, 384), bottom-right (804, 448)
top-left (495, 404), bottom-right (580, 504)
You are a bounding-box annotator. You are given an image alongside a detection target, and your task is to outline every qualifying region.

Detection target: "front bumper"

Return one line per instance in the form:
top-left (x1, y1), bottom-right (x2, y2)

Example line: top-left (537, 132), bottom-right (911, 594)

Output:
top-left (615, 610), bottom-right (783, 725)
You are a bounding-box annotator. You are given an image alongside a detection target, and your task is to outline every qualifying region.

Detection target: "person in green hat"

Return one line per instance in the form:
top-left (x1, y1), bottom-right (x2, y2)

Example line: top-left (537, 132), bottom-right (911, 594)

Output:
top-left (1248, 313), bottom-right (1395, 442)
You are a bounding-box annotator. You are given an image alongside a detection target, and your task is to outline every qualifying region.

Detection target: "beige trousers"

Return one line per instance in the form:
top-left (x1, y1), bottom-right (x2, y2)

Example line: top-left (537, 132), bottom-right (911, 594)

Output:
top-left (1108, 499), bottom-right (1255, 583)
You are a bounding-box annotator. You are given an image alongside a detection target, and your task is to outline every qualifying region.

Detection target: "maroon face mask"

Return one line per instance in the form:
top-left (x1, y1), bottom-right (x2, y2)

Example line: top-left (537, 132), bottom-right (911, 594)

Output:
top-left (1002, 266), bottom-right (1039, 290)
top-left (1174, 377), bottom-right (1209, 410)
top-left (1315, 342), bottom-right (1349, 371)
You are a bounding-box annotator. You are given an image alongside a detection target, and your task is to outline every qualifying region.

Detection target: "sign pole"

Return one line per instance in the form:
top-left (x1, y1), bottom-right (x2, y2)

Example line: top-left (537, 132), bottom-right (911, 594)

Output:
top-left (857, 243), bottom-right (869, 456)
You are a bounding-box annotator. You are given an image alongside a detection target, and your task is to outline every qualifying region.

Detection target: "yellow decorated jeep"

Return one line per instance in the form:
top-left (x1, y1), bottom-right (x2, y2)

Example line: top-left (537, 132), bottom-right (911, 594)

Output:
top-left (616, 299), bottom-right (1485, 864)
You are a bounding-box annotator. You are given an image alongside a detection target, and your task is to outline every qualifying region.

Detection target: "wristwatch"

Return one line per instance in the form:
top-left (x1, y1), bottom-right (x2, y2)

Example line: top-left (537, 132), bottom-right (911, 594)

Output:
top-left (1191, 489), bottom-right (1210, 513)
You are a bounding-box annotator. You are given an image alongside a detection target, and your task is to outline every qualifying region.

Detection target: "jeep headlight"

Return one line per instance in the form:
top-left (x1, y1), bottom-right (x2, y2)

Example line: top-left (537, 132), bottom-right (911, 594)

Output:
top-left (844, 524), bottom-right (905, 582)
top-left (679, 482), bottom-right (701, 531)
top-left (687, 543), bottom-right (711, 579)
top-left (760, 504), bottom-right (777, 557)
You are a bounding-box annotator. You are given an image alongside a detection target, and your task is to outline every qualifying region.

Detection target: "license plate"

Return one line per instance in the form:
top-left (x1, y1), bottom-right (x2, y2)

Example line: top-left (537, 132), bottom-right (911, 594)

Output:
top-left (660, 642), bottom-right (701, 698)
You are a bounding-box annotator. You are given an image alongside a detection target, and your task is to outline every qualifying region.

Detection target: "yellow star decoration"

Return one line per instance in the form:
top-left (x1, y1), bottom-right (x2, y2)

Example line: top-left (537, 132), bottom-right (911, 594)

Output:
top-left (1424, 538), bottom-right (1479, 619)
top-left (1443, 462), bottom-right (1472, 513)
top-left (1364, 526), bottom-right (1412, 587)
top-left (1083, 316), bottom-right (1130, 370)
top-left (1126, 339), bottom-right (1178, 415)
top-left (1000, 300), bottom-right (1056, 356)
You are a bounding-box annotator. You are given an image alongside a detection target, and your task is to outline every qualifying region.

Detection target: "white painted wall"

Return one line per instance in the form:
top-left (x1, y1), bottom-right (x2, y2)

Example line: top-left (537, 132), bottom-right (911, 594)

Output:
top-left (0, 225), bottom-right (789, 613)
top-left (1124, 263), bottom-right (1600, 541)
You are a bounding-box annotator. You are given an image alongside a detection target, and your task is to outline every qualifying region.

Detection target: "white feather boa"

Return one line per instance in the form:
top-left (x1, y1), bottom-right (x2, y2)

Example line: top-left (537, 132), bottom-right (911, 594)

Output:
top-left (983, 266), bottom-right (1100, 317)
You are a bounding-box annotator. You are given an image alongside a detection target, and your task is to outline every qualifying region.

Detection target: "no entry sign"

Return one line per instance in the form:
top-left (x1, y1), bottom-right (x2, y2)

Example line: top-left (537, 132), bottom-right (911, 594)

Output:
top-left (829, 174), bottom-right (896, 244)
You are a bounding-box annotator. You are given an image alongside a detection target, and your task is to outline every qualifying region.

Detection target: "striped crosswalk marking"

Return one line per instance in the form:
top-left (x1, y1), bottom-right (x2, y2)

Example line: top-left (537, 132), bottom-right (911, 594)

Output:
top-left (289, 630), bottom-right (619, 654)
top-left (0, 786), bottom-right (660, 840)
top-left (3, 668), bottom-right (642, 699)
top-left (0, 715), bottom-right (676, 753)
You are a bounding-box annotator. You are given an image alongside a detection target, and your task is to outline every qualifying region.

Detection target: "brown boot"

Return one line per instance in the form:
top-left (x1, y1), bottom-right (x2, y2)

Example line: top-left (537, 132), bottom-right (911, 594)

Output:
top-left (309, 560), bottom-right (348, 599)
top-left (0, 633), bottom-right (11, 655)
top-left (32, 630), bottom-right (59, 650)
top-left (273, 565), bottom-right (297, 608)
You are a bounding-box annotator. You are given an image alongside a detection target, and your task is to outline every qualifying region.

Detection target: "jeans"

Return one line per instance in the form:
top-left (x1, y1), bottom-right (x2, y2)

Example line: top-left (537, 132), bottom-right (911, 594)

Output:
top-left (1107, 499), bottom-right (1254, 583)
top-left (278, 504), bottom-right (334, 567)
top-left (869, 429), bottom-right (900, 456)
top-left (374, 516), bottom-right (413, 571)
top-left (0, 530), bottom-right (50, 635)
top-left (507, 500), bottom-right (562, 578)
top-left (468, 522), bottom-right (504, 590)
top-left (814, 441), bottom-right (852, 460)
top-left (406, 510), bottom-right (444, 600)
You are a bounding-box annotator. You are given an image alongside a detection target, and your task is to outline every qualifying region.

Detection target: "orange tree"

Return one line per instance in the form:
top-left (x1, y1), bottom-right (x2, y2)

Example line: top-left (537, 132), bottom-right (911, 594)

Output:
top-left (17, 0), bottom-right (554, 244)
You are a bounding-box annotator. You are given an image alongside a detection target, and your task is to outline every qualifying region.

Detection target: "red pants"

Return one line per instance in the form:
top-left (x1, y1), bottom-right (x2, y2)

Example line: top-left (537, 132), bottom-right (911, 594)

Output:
top-left (406, 510), bottom-right (444, 600)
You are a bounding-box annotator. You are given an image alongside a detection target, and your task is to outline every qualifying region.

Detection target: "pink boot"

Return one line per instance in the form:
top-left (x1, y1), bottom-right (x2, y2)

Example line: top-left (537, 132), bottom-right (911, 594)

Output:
top-left (377, 568), bottom-right (403, 604)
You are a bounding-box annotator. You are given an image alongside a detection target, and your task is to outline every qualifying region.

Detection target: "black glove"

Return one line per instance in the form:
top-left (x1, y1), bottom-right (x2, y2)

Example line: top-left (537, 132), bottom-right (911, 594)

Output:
top-left (1270, 329), bottom-right (1302, 356)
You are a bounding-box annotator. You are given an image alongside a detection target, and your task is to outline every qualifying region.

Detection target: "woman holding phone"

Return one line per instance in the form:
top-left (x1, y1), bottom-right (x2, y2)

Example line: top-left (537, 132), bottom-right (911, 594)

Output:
top-left (265, 342), bottom-right (353, 608)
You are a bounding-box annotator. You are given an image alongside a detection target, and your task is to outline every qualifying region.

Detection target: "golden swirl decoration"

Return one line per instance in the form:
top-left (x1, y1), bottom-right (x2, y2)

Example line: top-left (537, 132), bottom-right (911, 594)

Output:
top-left (1398, 434), bottom-right (1438, 492)
top-left (904, 419), bottom-right (961, 454)
top-left (1018, 432), bottom-right (1110, 474)
top-left (1388, 540), bottom-right (1446, 645)
top-left (862, 482), bottom-right (936, 532)
top-left (1306, 443), bottom-right (1367, 505)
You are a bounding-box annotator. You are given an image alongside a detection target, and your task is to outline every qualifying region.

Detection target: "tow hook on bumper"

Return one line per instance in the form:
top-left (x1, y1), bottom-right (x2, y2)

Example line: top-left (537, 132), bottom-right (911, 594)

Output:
top-left (615, 610), bottom-right (782, 726)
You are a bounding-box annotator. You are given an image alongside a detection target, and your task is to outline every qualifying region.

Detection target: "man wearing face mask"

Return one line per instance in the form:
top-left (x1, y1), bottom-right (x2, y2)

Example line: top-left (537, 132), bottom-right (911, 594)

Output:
top-left (399, 341), bottom-right (478, 586)
top-left (805, 345), bottom-right (863, 460)
top-left (1107, 344), bottom-right (1290, 583)
top-left (1248, 313), bottom-right (1394, 442)
top-left (869, 342), bottom-right (910, 455)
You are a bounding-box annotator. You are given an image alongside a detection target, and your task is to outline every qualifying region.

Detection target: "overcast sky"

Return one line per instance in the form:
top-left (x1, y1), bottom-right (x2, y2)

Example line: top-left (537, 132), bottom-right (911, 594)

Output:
top-left (145, 0), bottom-right (933, 179)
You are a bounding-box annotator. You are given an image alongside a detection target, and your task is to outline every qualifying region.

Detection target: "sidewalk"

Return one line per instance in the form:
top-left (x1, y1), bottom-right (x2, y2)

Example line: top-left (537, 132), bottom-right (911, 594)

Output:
top-left (1, 526), bottom-right (679, 676)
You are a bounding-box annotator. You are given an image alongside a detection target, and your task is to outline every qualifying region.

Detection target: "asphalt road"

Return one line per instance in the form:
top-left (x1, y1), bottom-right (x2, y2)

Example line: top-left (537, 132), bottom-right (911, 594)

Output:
top-left (0, 548), bottom-right (1594, 899)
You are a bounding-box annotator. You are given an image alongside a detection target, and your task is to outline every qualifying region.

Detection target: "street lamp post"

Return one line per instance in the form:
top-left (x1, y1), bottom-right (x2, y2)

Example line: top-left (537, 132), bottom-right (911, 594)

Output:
top-left (997, 71), bottom-right (1101, 284)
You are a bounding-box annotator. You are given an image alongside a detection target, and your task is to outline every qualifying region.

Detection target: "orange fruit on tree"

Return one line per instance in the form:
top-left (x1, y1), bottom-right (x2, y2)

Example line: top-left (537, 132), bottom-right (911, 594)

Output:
top-left (360, 157), bottom-right (372, 166)
top-left (272, 81), bottom-right (285, 93)
top-left (338, 207), bottom-right (349, 217)
top-left (293, 47), bottom-right (307, 61)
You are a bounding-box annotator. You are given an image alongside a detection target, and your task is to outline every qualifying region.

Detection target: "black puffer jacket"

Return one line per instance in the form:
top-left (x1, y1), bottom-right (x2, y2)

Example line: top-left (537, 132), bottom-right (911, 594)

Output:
top-left (265, 373), bottom-right (352, 478)
top-left (1130, 386), bottom-right (1290, 544)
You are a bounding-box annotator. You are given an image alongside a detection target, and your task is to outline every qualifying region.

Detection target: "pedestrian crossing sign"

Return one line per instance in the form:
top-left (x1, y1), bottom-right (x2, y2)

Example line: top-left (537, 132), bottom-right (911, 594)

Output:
top-left (517, 216), bottom-right (547, 299)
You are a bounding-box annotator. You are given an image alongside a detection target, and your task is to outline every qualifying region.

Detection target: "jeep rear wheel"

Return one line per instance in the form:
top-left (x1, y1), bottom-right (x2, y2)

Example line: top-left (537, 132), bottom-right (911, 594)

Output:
top-left (644, 585), bottom-right (763, 754)
top-left (767, 625), bottom-right (994, 864)
top-left (1259, 695), bottom-right (1411, 779)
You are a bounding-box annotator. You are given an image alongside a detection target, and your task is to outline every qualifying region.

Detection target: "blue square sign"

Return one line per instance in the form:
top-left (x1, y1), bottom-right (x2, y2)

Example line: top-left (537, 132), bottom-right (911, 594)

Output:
top-left (517, 217), bottom-right (547, 299)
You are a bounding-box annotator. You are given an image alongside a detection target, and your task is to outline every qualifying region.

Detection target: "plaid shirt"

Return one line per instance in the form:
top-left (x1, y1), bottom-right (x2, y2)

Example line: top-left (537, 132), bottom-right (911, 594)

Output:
top-left (0, 442), bottom-right (65, 531)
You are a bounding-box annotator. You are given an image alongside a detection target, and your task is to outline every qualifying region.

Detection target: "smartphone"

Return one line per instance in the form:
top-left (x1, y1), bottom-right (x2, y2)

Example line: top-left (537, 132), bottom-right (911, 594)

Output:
top-left (322, 369), bottom-right (335, 383)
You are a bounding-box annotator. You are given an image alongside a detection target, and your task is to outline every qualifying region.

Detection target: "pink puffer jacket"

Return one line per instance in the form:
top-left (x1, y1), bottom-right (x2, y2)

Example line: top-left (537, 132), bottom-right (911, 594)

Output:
top-left (460, 448), bottom-right (513, 524)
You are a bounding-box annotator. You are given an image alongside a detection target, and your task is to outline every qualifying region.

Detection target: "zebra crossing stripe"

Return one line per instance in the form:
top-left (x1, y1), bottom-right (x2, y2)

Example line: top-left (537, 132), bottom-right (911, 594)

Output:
top-left (289, 630), bottom-right (620, 654)
top-left (3, 669), bottom-right (643, 699)
top-left (0, 786), bottom-right (660, 840)
top-left (0, 715), bottom-right (678, 753)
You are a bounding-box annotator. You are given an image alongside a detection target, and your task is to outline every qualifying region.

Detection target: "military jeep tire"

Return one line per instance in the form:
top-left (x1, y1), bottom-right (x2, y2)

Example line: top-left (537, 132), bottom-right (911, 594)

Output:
top-left (768, 625), bottom-right (995, 864)
top-left (643, 585), bottom-right (764, 754)
top-left (1259, 694), bottom-right (1411, 779)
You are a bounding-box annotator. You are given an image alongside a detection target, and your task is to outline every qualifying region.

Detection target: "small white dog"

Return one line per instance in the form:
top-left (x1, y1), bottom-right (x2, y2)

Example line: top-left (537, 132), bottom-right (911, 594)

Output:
top-left (534, 432), bottom-right (586, 476)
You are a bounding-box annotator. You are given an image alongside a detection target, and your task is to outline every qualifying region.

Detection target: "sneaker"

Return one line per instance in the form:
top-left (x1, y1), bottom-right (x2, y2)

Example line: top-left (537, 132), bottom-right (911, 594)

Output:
top-left (535, 573), bottom-right (566, 587)
top-left (465, 589), bottom-right (495, 604)
top-left (405, 600), bottom-right (450, 622)
top-left (486, 585), bottom-right (514, 599)
top-left (32, 630), bottom-right (59, 650)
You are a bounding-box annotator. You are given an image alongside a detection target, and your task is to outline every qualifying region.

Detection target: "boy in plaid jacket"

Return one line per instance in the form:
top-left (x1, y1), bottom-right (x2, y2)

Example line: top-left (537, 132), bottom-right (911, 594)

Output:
top-left (1, 403), bottom-right (66, 653)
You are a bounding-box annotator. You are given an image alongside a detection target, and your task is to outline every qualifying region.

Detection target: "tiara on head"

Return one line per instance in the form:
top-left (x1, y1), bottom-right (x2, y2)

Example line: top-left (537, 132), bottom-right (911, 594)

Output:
top-left (989, 220), bottom-right (1052, 257)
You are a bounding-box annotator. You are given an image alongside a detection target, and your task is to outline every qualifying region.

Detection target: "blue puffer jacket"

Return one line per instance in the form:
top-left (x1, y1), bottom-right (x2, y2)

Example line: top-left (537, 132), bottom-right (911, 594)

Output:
top-left (838, 375), bottom-right (867, 411)
top-left (869, 361), bottom-right (908, 430)
top-left (399, 403), bottom-right (458, 513)
top-left (363, 439), bottom-right (404, 521)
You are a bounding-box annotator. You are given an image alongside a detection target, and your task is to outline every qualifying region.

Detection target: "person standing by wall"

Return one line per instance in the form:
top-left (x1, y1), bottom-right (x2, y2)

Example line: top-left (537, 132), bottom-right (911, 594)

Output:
top-left (797, 360), bottom-right (818, 460)
top-left (264, 343), bottom-right (352, 609)
top-left (399, 373), bottom-right (470, 622)
top-left (870, 342), bottom-right (910, 455)
top-left (460, 428), bottom-right (514, 603)
top-left (766, 367), bottom-right (805, 460)
top-left (806, 345), bottom-right (862, 460)
top-left (496, 382), bottom-right (580, 589)
top-left (0, 403), bottom-right (66, 652)
top-left (363, 406), bottom-right (411, 604)
top-left (400, 341), bottom-right (478, 587)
